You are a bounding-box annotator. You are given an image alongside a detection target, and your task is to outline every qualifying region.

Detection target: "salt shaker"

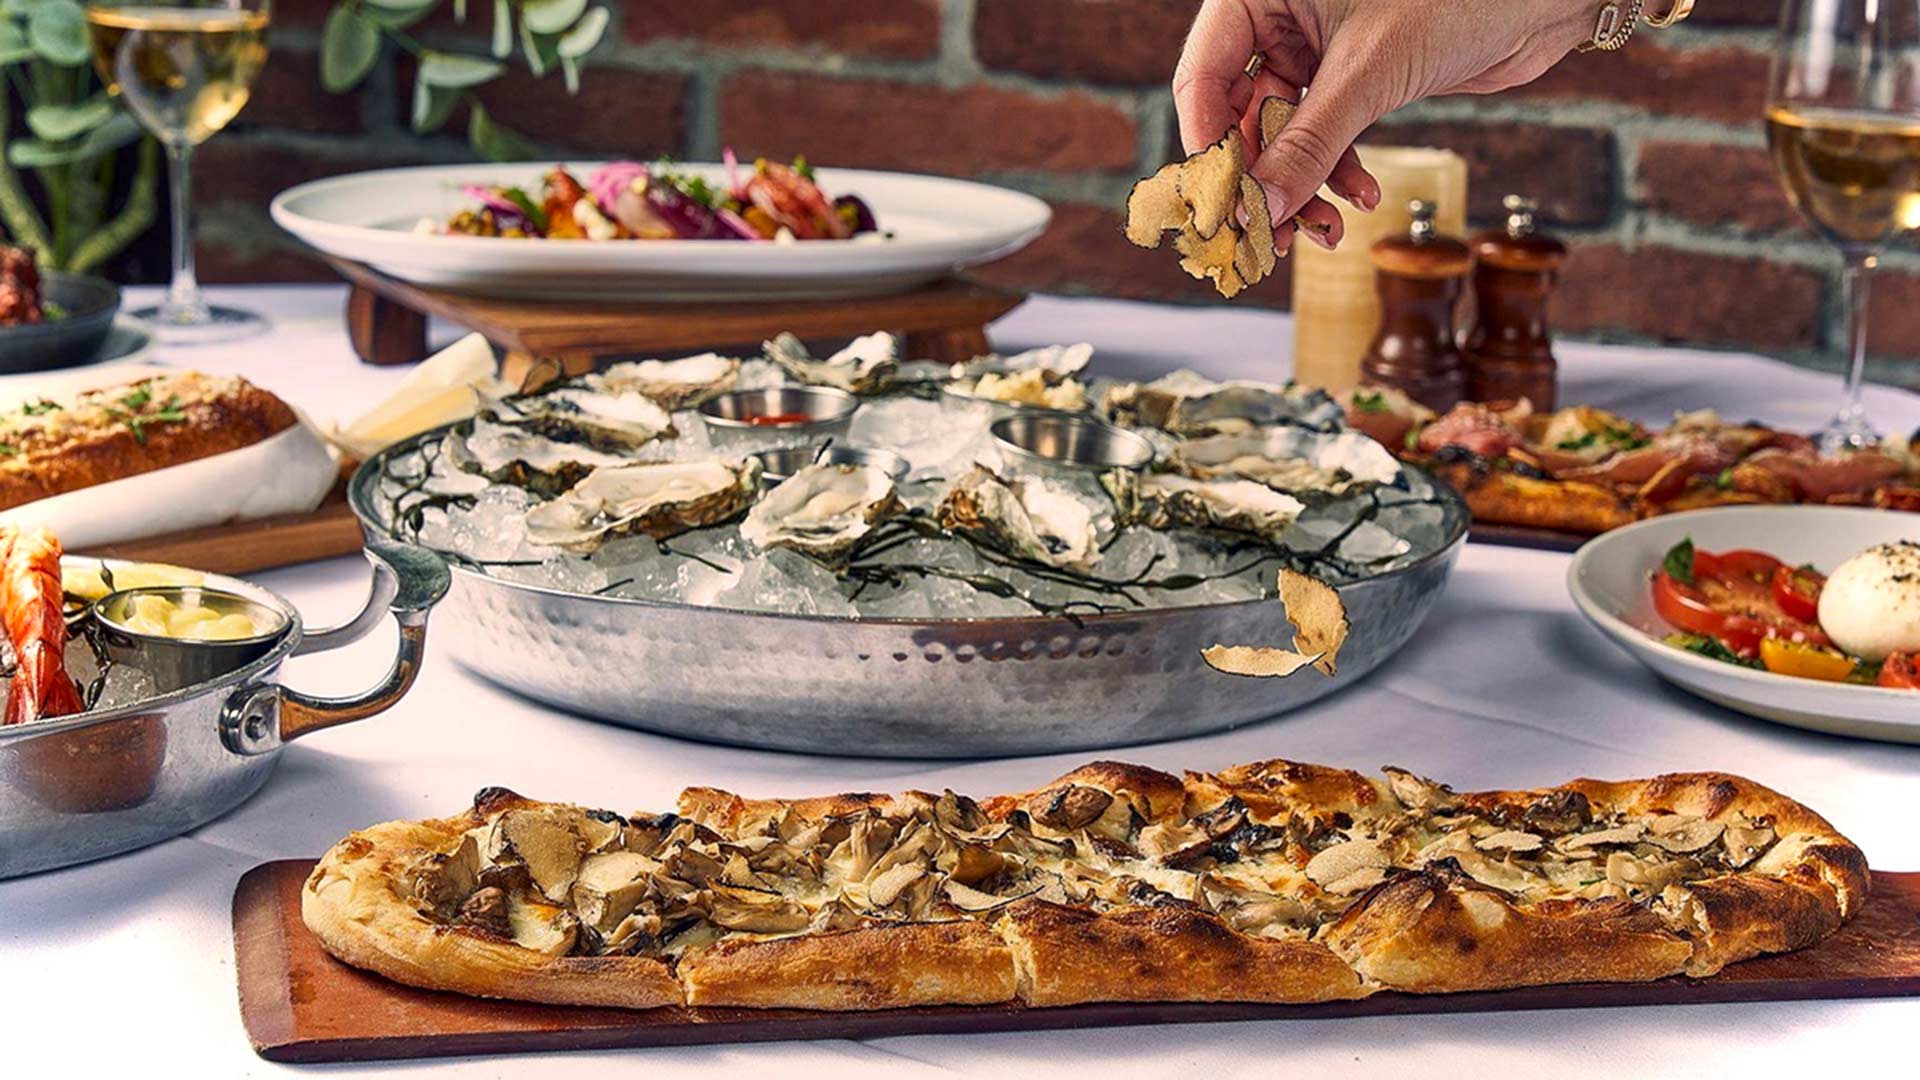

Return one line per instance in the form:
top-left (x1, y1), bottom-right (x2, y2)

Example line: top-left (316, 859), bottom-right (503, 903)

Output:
top-left (1360, 200), bottom-right (1472, 412)
top-left (1463, 195), bottom-right (1568, 410)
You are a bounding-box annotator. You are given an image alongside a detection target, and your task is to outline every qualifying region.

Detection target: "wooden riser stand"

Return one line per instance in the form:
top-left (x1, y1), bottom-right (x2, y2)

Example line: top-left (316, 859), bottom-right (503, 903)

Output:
top-left (327, 257), bottom-right (1028, 386)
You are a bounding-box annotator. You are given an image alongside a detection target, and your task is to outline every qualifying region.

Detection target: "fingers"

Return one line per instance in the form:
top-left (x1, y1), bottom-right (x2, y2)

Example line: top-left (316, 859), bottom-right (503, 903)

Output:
top-left (1172, 0), bottom-right (1259, 153)
top-left (1248, 41), bottom-right (1387, 222)
top-left (1291, 195), bottom-right (1345, 249)
top-left (1326, 146), bottom-right (1380, 213)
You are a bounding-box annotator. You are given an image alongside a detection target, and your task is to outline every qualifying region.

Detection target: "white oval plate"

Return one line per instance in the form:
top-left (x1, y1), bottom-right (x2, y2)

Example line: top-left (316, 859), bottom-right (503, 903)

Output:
top-left (270, 162), bottom-right (1050, 302)
top-left (1568, 505), bottom-right (1920, 743)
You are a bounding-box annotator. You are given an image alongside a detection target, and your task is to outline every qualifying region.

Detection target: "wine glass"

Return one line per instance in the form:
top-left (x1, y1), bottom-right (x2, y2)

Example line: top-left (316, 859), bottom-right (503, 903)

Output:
top-left (1766, 0), bottom-right (1920, 453)
top-left (85, 0), bottom-right (271, 343)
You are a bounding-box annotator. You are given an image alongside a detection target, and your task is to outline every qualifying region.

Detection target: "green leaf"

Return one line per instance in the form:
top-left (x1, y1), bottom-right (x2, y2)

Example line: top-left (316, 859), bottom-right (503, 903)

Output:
top-left (520, 20), bottom-right (558, 76)
top-left (7, 112), bottom-right (139, 167)
top-left (0, 20), bottom-right (33, 63)
top-left (410, 77), bottom-right (460, 132)
top-left (490, 0), bottom-right (511, 58)
top-left (26, 0), bottom-right (88, 66)
top-left (469, 103), bottom-right (541, 162)
top-left (24, 93), bottom-right (114, 142)
top-left (419, 49), bottom-right (504, 89)
top-left (558, 53), bottom-right (578, 94)
top-left (521, 0), bottom-right (585, 35)
top-left (363, 0), bottom-right (435, 29)
top-left (556, 5), bottom-right (606, 59)
top-left (320, 6), bottom-right (381, 92)
top-left (1663, 537), bottom-right (1695, 587)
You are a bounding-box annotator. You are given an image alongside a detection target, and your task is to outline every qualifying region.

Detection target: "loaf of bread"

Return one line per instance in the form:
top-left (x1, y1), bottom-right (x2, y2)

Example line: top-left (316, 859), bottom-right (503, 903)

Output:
top-left (0, 372), bottom-right (300, 511)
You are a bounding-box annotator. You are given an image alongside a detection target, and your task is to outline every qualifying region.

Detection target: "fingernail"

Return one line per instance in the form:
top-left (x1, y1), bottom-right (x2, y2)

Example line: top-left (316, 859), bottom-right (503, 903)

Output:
top-left (1258, 179), bottom-right (1291, 226)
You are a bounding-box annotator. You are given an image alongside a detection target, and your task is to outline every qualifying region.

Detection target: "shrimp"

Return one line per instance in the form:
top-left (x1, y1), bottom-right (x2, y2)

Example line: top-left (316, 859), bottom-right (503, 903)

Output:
top-left (1, 524), bottom-right (85, 725)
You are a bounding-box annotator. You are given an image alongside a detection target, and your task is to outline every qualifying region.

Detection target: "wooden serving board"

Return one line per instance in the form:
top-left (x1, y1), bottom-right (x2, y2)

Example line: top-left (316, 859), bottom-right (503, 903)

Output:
top-left (234, 859), bottom-right (1920, 1064)
top-left (1468, 522), bottom-right (1590, 553)
top-left (81, 495), bottom-right (363, 576)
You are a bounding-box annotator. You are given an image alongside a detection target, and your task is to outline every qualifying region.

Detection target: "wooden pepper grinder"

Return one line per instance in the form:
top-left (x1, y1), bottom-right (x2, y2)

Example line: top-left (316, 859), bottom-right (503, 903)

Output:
top-left (1463, 195), bottom-right (1568, 410)
top-left (1360, 199), bottom-right (1471, 412)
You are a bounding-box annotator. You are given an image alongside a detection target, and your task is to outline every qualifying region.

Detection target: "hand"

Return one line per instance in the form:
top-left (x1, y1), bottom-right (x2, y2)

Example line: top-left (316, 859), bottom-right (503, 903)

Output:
top-left (1173, 0), bottom-right (1594, 253)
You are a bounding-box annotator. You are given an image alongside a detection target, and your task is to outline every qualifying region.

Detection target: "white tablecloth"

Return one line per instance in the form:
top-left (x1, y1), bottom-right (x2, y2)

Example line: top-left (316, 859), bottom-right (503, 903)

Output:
top-left (4, 286), bottom-right (1917, 1077)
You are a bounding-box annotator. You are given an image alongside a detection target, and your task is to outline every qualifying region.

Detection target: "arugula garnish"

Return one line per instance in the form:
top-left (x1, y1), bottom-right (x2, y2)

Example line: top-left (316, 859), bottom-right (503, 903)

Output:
top-left (791, 155), bottom-right (815, 181)
top-left (1404, 422), bottom-right (1425, 451)
top-left (501, 187), bottom-right (548, 233)
top-left (120, 383), bottom-right (153, 410)
top-left (21, 398), bottom-right (60, 416)
top-left (1715, 468), bottom-right (1735, 490)
top-left (1662, 537), bottom-right (1695, 586)
top-left (105, 393), bottom-right (186, 445)
top-left (1352, 390), bottom-right (1389, 414)
top-left (1556, 431), bottom-right (1599, 451)
top-left (1665, 632), bottom-right (1761, 669)
top-left (0, 442), bottom-right (16, 456)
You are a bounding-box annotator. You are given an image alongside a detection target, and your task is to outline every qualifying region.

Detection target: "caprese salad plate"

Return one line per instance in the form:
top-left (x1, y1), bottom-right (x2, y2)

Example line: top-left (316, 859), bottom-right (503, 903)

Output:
top-left (1568, 505), bottom-right (1920, 743)
top-left (270, 160), bottom-right (1050, 302)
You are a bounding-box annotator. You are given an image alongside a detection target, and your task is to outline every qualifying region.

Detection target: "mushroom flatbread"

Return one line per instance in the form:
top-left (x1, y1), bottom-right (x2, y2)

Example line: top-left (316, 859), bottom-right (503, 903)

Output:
top-left (304, 758), bottom-right (1867, 1011)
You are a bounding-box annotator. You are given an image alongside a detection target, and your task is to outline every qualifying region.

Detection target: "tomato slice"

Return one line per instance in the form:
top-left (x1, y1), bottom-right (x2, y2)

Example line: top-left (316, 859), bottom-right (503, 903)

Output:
top-left (1771, 564), bottom-right (1826, 623)
top-left (1651, 542), bottom-right (1829, 658)
top-left (1759, 638), bottom-right (1854, 682)
top-left (1879, 652), bottom-right (1920, 690)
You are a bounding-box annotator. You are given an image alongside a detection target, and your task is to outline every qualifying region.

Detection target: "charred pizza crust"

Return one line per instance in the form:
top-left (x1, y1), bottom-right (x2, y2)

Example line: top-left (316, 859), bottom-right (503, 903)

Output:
top-left (303, 759), bottom-right (1868, 1013)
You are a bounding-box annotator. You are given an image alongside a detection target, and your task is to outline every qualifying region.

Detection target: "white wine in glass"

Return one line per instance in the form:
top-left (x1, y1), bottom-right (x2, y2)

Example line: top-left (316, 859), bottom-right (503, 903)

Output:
top-left (86, 2), bottom-right (270, 343)
top-left (1766, 0), bottom-right (1920, 453)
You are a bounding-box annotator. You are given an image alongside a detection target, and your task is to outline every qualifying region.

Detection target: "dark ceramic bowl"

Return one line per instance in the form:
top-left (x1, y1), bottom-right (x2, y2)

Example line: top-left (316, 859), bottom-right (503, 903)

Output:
top-left (0, 272), bottom-right (122, 373)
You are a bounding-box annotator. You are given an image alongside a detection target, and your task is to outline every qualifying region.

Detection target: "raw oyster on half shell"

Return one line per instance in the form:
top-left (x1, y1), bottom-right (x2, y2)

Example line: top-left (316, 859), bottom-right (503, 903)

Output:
top-left (1174, 427), bottom-right (1402, 494)
top-left (456, 418), bottom-right (631, 496)
top-left (937, 465), bottom-right (1101, 571)
top-left (524, 459), bottom-right (761, 552)
top-left (740, 463), bottom-right (902, 561)
top-left (589, 353), bottom-right (740, 409)
top-left (764, 331), bottom-right (899, 394)
top-left (491, 386), bottom-right (676, 451)
top-left (1104, 471), bottom-right (1305, 545)
top-left (1103, 370), bottom-right (1343, 435)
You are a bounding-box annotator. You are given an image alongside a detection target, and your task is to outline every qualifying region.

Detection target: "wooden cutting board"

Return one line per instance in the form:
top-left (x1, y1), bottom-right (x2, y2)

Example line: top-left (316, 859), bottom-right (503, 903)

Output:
top-left (78, 493), bottom-right (364, 576)
top-left (234, 859), bottom-right (1920, 1064)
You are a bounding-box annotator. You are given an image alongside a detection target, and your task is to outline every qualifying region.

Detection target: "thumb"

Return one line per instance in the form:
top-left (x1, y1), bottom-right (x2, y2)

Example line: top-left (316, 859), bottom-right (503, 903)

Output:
top-left (1249, 50), bottom-right (1386, 222)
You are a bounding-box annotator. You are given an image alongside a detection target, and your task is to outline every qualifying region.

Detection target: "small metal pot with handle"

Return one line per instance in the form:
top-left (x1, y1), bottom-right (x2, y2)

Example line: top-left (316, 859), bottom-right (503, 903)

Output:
top-left (0, 538), bottom-right (450, 878)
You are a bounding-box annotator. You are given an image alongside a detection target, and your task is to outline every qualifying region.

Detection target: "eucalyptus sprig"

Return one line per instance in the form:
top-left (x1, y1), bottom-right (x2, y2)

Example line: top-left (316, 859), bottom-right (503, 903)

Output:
top-left (320, 0), bottom-right (610, 161)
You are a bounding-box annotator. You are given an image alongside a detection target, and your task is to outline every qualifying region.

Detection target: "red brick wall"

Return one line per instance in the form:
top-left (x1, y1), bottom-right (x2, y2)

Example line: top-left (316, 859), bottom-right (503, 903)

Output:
top-left (189, 0), bottom-right (1917, 381)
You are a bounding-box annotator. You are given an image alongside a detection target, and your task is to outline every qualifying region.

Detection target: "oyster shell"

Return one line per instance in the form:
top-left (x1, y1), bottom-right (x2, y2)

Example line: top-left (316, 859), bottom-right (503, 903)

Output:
top-left (764, 331), bottom-right (898, 394)
top-left (524, 459), bottom-right (761, 552)
top-left (1104, 471), bottom-right (1304, 544)
top-left (589, 353), bottom-right (740, 409)
top-left (458, 418), bottom-right (630, 496)
top-left (740, 463), bottom-right (902, 561)
top-left (937, 465), bottom-right (1101, 571)
top-left (1174, 427), bottom-right (1402, 494)
top-left (492, 386), bottom-right (676, 451)
top-left (958, 342), bottom-right (1094, 382)
top-left (954, 369), bottom-right (1090, 411)
top-left (1103, 369), bottom-right (1343, 435)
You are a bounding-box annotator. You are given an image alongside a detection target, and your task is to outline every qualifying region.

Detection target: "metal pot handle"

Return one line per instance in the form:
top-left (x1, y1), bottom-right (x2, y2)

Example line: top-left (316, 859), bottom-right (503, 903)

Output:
top-left (220, 539), bottom-right (451, 756)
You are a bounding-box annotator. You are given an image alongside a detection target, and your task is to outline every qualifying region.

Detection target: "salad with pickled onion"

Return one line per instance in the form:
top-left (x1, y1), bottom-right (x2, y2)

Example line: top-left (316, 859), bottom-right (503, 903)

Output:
top-left (427, 151), bottom-right (884, 243)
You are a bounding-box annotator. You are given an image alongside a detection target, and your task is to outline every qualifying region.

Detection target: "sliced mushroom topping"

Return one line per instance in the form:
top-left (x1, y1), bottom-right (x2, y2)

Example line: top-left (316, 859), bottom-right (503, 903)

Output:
top-left (410, 833), bottom-right (482, 917)
top-left (1720, 824), bottom-right (1777, 868)
top-left (1027, 785), bottom-right (1114, 831)
top-left (1305, 837), bottom-right (1392, 894)
top-left (506, 894), bottom-right (579, 956)
top-left (490, 808), bottom-right (589, 902)
top-left (1521, 789), bottom-right (1593, 835)
top-left (824, 818), bottom-right (894, 882)
top-left (1137, 819), bottom-right (1209, 861)
top-left (934, 790), bottom-right (989, 833)
top-left (1443, 850), bottom-right (1541, 895)
top-left (602, 910), bottom-right (661, 954)
top-left (942, 879), bottom-right (1029, 912)
top-left (1644, 815), bottom-right (1725, 854)
top-left (1556, 822), bottom-right (1646, 854)
top-left (576, 812), bottom-right (624, 854)
top-left (706, 883), bottom-right (812, 933)
top-left (659, 846), bottom-right (725, 888)
top-left (1475, 829), bottom-right (1545, 854)
top-left (570, 851), bottom-right (658, 932)
top-left (865, 861), bottom-right (927, 908)
top-left (1382, 766), bottom-right (1460, 812)
top-left (1605, 851), bottom-right (1698, 896)
top-left (938, 841), bottom-right (1006, 886)
top-left (453, 885), bottom-right (511, 938)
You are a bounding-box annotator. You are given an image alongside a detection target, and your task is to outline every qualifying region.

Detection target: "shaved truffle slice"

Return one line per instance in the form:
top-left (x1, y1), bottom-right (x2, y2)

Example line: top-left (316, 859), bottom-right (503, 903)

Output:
top-left (1175, 224), bottom-right (1247, 298)
top-left (1175, 129), bottom-right (1249, 239)
top-left (1256, 96), bottom-right (1333, 241)
top-left (1201, 643), bottom-right (1322, 679)
top-left (1125, 163), bottom-right (1186, 248)
top-left (1280, 569), bottom-right (1349, 676)
top-left (1235, 174), bottom-right (1277, 282)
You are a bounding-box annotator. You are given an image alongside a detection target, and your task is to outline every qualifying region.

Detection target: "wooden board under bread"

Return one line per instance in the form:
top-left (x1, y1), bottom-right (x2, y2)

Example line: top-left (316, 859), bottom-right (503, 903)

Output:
top-left (81, 496), bottom-right (364, 576)
top-left (233, 858), bottom-right (1920, 1064)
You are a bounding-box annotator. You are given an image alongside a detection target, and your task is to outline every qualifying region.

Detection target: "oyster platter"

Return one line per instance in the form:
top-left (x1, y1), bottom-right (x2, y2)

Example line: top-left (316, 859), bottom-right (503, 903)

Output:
top-left (351, 332), bottom-right (1469, 755)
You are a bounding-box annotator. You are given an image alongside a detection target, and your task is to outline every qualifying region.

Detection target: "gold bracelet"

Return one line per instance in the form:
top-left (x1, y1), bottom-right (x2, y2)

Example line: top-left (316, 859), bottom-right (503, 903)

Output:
top-left (1576, 0), bottom-right (1647, 53)
top-left (1642, 0), bottom-right (1695, 29)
